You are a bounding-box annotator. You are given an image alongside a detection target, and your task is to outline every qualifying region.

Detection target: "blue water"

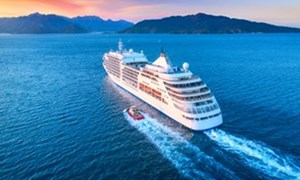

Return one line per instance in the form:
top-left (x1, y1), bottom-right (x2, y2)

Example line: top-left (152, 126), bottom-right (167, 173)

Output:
top-left (0, 33), bottom-right (300, 179)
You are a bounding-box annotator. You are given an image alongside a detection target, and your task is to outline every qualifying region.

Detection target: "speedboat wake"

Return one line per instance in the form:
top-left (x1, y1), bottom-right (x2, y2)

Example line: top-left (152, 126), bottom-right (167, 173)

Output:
top-left (124, 112), bottom-right (238, 180)
top-left (205, 129), bottom-right (300, 179)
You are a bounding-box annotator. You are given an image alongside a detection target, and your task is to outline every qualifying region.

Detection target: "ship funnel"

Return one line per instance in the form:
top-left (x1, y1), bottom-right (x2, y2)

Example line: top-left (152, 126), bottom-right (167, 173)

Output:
top-left (182, 62), bottom-right (189, 72)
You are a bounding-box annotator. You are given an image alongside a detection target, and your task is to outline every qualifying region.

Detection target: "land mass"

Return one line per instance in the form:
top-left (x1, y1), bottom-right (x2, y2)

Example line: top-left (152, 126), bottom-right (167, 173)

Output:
top-left (0, 13), bottom-right (133, 34)
top-left (122, 13), bottom-right (300, 34)
top-left (1, 12), bottom-right (300, 34)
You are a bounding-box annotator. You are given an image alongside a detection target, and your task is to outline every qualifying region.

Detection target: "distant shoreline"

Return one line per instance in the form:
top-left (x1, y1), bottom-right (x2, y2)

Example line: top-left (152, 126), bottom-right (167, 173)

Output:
top-left (1, 12), bottom-right (300, 35)
top-left (1, 32), bottom-right (300, 36)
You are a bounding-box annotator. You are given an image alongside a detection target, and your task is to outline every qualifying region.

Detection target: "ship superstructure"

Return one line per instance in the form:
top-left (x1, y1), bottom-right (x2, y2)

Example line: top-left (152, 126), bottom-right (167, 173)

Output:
top-left (103, 40), bottom-right (222, 130)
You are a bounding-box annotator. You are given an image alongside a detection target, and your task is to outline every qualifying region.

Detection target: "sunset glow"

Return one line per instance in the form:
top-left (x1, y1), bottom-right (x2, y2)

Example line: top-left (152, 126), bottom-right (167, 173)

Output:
top-left (0, 0), bottom-right (300, 27)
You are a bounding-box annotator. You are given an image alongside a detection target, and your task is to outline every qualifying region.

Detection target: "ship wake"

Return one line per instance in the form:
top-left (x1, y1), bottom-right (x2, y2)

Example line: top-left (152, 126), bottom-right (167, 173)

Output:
top-left (205, 129), bottom-right (300, 179)
top-left (124, 112), bottom-right (238, 180)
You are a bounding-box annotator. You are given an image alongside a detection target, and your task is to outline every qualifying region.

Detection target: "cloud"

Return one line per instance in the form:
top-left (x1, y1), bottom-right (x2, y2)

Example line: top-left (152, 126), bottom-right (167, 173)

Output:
top-left (38, 0), bottom-right (84, 9)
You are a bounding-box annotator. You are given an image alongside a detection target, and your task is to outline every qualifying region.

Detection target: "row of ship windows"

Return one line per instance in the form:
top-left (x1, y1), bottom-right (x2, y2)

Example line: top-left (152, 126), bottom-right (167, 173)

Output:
top-left (170, 93), bottom-right (212, 102)
top-left (139, 83), bottom-right (161, 95)
top-left (166, 87), bottom-right (209, 96)
top-left (174, 103), bottom-right (219, 114)
top-left (149, 80), bottom-right (159, 86)
top-left (123, 67), bottom-right (139, 75)
top-left (122, 78), bottom-right (137, 88)
top-left (141, 81), bottom-right (149, 86)
top-left (157, 87), bottom-right (167, 94)
top-left (178, 77), bottom-right (190, 81)
top-left (141, 73), bottom-right (158, 82)
top-left (106, 55), bottom-right (120, 61)
top-left (109, 71), bottom-right (120, 78)
top-left (122, 74), bottom-right (138, 84)
top-left (125, 62), bottom-right (147, 67)
top-left (143, 70), bottom-right (160, 78)
top-left (194, 100), bottom-right (213, 106)
top-left (122, 71), bottom-right (138, 80)
top-left (126, 64), bottom-right (144, 69)
top-left (139, 80), bottom-right (159, 90)
top-left (104, 59), bottom-right (119, 66)
top-left (105, 64), bottom-right (120, 74)
top-left (106, 57), bottom-right (120, 64)
top-left (164, 81), bottom-right (204, 89)
top-left (104, 62), bottom-right (120, 72)
top-left (106, 66), bottom-right (120, 77)
top-left (183, 112), bottom-right (221, 121)
top-left (139, 84), bottom-right (168, 104)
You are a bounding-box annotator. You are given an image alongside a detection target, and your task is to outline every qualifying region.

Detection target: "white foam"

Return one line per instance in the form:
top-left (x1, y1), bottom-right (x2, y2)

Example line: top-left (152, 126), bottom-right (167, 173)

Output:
top-left (205, 129), bottom-right (300, 179)
top-left (124, 113), bottom-right (238, 179)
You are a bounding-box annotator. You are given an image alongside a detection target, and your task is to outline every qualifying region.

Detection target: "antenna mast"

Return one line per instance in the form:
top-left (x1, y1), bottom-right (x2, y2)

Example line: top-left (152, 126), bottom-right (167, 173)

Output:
top-left (118, 39), bottom-right (123, 52)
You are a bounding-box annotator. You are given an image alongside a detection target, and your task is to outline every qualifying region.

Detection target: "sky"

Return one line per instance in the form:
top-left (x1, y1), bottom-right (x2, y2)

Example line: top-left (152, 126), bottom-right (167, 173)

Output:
top-left (0, 0), bottom-right (300, 27)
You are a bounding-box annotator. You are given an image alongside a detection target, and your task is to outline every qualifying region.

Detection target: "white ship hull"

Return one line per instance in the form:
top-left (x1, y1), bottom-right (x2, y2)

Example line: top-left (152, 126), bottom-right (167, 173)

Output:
top-left (104, 65), bottom-right (222, 131)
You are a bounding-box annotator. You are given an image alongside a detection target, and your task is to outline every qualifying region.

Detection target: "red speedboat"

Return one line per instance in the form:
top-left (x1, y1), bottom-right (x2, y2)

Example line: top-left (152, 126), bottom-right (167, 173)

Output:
top-left (126, 106), bottom-right (144, 120)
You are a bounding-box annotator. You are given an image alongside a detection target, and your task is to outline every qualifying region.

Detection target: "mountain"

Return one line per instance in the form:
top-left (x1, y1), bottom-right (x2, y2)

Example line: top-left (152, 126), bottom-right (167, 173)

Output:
top-left (72, 16), bottom-right (133, 32)
top-left (0, 13), bottom-right (87, 34)
top-left (0, 13), bottom-right (133, 34)
top-left (122, 13), bottom-right (300, 34)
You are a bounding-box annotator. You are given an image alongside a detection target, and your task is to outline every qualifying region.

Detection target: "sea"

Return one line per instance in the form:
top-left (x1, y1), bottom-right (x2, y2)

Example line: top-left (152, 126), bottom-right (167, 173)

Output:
top-left (0, 33), bottom-right (300, 179)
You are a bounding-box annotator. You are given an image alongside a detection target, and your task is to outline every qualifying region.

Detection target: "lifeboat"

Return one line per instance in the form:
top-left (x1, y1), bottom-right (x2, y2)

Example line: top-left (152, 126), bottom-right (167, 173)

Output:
top-left (126, 106), bottom-right (144, 120)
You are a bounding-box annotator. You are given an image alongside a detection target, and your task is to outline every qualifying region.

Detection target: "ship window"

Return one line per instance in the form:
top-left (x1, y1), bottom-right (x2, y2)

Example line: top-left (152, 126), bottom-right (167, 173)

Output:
top-left (185, 117), bottom-right (194, 120)
top-left (201, 117), bottom-right (208, 120)
top-left (192, 108), bottom-right (197, 114)
top-left (205, 106), bottom-right (210, 112)
top-left (197, 108), bottom-right (202, 114)
top-left (214, 113), bottom-right (221, 117)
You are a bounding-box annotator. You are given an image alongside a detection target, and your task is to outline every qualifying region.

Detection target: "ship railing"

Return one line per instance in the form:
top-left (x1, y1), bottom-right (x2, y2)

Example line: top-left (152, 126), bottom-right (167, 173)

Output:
top-left (167, 75), bottom-right (200, 82)
top-left (169, 92), bottom-right (213, 102)
top-left (166, 87), bottom-right (209, 96)
top-left (163, 81), bottom-right (205, 89)
top-left (174, 103), bottom-right (219, 114)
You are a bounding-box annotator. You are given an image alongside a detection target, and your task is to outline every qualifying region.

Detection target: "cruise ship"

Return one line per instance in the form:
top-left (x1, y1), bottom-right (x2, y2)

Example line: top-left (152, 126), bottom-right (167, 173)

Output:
top-left (103, 40), bottom-right (223, 130)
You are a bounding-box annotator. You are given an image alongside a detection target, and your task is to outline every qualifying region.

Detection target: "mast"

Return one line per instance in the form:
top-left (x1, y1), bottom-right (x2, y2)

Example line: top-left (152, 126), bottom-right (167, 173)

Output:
top-left (118, 39), bottom-right (123, 52)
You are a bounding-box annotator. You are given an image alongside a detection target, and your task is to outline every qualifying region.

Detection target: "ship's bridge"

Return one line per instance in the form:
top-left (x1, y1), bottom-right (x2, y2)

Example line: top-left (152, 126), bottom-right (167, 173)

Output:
top-left (144, 52), bottom-right (193, 81)
top-left (121, 49), bottom-right (148, 64)
top-left (109, 40), bottom-right (148, 64)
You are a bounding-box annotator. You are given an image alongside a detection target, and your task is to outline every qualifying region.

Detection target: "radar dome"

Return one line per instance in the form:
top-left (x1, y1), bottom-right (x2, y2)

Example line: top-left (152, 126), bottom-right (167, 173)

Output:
top-left (182, 62), bottom-right (189, 72)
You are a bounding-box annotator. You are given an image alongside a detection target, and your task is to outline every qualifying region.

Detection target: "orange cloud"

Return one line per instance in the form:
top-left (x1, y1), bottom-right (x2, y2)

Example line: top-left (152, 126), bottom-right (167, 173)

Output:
top-left (0, 0), bottom-right (167, 21)
top-left (0, 0), bottom-right (87, 17)
top-left (39, 0), bottom-right (84, 11)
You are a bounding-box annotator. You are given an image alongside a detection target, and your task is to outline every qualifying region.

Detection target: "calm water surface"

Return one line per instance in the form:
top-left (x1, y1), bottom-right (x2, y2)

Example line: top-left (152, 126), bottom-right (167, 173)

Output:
top-left (0, 33), bottom-right (300, 179)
